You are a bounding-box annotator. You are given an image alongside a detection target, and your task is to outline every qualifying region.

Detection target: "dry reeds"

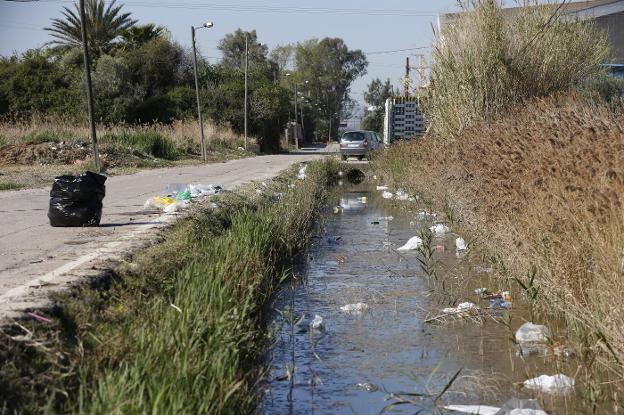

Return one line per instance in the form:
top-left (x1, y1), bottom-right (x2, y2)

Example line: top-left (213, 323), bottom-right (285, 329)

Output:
top-left (375, 93), bottom-right (624, 382)
top-left (427, 0), bottom-right (610, 137)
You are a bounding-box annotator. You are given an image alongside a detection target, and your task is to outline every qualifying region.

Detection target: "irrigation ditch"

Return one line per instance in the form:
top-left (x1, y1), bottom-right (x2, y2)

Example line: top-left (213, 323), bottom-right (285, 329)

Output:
top-left (0, 158), bottom-right (607, 414)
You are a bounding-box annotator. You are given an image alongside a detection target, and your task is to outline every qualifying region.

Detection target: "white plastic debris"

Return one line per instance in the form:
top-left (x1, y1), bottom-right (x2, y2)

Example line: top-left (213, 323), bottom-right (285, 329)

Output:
top-left (310, 314), bottom-right (324, 330)
top-left (442, 302), bottom-right (480, 316)
top-left (256, 189), bottom-right (263, 194)
top-left (378, 216), bottom-right (394, 221)
top-left (376, 185), bottom-right (389, 191)
top-left (297, 165), bottom-right (308, 180)
top-left (188, 184), bottom-right (220, 198)
top-left (430, 223), bottom-right (450, 236)
top-left (397, 236), bottom-right (423, 251)
top-left (515, 322), bottom-right (550, 344)
top-left (288, 183), bottom-right (296, 189)
top-left (474, 288), bottom-right (489, 296)
top-left (164, 200), bottom-right (190, 214)
top-left (395, 190), bottom-right (410, 201)
top-left (443, 405), bottom-right (500, 415)
top-left (416, 210), bottom-right (437, 220)
top-left (523, 374), bottom-right (574, 394)
top-left (456, 237), bottom-right (468, 251)
top-left (381, 191), bottom-right (393, 199)
top-left (261, 181), bottom-right (268, 187)
top-left (340, 303), bottom-right (369, 314)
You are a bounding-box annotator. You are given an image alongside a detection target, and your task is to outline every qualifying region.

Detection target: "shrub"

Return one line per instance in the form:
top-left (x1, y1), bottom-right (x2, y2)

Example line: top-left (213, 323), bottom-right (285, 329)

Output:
top-left (21, 130), bottom-right (80, 144)
top-left (426, 0), bottom-right (610, 137)
top-left (101, 130), bottom-right (177, 160)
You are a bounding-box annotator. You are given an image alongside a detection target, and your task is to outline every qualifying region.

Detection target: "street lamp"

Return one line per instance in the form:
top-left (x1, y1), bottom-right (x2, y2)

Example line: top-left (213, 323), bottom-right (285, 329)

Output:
top-left (191, 21), bottom-right (214, 161)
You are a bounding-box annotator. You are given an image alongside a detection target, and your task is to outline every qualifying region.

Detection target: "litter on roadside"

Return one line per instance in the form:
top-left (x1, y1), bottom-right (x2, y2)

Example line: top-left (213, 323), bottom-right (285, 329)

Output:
top-left (340, 303), bottom-right (369, 314)
top-left (435, 244), bottom-right (445, 252)
top-left (144, 196), bottom-right (176, 210)
top-left (297, 165), bottom-right (308, 180)
top-left (382, 191), bottom-right (393, 199)
top-left (523, 374), bottom-right (574, 395)
top-left (48, 171), bottom-right (107, 227)
top-left (430, 223), bottom-right (451, 236)
top-left (397, 236), bottom-right (423, 251)
top-left (163, 200), bottom-right (190, 214)
top-left (176, 189), bottom-right (192, 201)
top-left (310, 314), bottom-right (325, 330)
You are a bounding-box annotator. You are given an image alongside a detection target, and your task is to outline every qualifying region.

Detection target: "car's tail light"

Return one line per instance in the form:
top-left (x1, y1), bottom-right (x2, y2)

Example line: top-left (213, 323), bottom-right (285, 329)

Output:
top-left (363, 140), bottom-right (368, 148)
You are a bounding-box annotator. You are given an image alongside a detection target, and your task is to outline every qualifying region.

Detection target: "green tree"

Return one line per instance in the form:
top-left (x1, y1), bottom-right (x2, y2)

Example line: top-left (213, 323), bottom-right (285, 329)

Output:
top-left (217, 29), bottom-right (268, 70)
top-left (362, 78), bottom-right (395, 133)
top-left (45, 0), bottom-right (136, 55)
top-left (293, 38), bottom-right (367, 139)
top-left (119, 23), bottom-right (166, 50)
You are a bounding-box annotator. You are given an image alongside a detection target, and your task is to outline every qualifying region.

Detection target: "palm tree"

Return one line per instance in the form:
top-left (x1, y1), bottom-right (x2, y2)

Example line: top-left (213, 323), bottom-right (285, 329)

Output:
top-left (45, 0), bottom-right (137, 55)
top-left (119, 23), bottom-right (166, 50)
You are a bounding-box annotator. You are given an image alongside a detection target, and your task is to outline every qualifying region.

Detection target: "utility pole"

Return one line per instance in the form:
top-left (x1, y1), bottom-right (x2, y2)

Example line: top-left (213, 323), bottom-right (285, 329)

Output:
top-left (79, 0), bottom-right (100, 173)
top-left (244, 33), bottom-right (248, 151)
top-left (403, 56), bottom-right (411, 98)
top-left (293, 83), bottom-right (299, 150)
top-left (191, 26), bottom-right (206, 161)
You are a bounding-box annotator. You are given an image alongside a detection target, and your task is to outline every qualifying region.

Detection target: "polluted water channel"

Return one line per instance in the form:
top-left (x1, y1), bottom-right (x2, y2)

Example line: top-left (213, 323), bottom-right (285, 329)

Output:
top-left (260, 173), bottom-right (584, 415)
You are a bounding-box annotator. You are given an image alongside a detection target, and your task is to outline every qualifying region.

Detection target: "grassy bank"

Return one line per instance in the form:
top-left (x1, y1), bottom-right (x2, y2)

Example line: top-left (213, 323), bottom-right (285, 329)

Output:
top-left (374, 93), bottom-right (624, 405)
top-left (0, 117), bottom-right (256, 190)
top-left (0, 158), bottom-right (338, 414)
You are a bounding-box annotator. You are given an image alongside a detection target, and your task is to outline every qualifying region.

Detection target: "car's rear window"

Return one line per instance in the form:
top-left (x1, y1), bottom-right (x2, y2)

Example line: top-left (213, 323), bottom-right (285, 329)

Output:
top-left (342, 132), bottom-right (366, 142)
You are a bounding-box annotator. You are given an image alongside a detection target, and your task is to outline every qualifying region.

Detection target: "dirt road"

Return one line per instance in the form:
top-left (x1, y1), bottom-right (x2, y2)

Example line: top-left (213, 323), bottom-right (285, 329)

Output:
top-left (0, 149), bottom-right (331, 321)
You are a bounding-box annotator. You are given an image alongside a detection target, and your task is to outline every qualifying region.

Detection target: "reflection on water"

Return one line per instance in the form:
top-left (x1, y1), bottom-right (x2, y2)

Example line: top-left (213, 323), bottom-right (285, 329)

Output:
top-left (261, 185), bottom-right (580, 415)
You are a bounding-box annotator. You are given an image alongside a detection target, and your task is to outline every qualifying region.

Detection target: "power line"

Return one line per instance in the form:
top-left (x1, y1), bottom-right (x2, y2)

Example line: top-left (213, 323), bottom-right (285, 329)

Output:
top-left (365, 46), bottom-right (430, 55)
top-left (34, 0), bottom-right (439, 17)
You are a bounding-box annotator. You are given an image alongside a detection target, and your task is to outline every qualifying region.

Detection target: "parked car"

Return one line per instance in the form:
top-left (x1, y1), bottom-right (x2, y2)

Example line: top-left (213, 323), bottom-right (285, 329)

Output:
top-left (339, 130), bottom-right (383, 161)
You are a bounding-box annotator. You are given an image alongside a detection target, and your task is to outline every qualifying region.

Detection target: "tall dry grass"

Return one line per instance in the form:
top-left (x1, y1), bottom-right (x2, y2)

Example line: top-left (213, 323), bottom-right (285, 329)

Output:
top-left (375, 93), bottom-right (624, 386)
top-left (0, 116), bottom-right (249, 154)
top-left (427, 0), bottom-right (610, 137)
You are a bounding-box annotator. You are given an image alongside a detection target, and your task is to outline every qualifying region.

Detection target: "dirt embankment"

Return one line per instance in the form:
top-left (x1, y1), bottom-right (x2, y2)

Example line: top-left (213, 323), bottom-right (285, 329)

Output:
top-left (375, 93), bottom-right (624, 385)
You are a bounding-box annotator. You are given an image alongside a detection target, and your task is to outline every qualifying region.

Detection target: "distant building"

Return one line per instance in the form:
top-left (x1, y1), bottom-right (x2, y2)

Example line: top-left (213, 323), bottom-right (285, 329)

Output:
top-left (383, 97), bottom-right (426, 144)
top-left (438, 0), bottom-right (624, 64)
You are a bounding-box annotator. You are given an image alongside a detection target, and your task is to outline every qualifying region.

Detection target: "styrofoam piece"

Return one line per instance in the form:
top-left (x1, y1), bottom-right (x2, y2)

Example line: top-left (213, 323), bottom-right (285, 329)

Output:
top-left (397, 236), bottom-right (423, 251)
top-left (515, 322), bottom-right (550, 344)
top-left (523, 374), bottom-right (574, 394)
top-left (340, 303), bottom-right (369, 313)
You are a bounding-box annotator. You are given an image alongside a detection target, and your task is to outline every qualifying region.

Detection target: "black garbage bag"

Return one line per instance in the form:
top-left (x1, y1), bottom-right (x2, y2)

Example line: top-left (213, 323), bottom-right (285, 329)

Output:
top-left (48, 171), bottom-right (107, 227)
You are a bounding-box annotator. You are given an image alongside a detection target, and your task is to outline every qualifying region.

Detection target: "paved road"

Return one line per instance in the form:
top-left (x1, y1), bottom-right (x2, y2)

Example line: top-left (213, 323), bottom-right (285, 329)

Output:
top-left (0, 148), bottom-right (332, 321)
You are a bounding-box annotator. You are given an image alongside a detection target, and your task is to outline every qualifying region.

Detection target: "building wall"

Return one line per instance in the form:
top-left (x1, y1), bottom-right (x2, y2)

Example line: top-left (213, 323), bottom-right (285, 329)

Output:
top-left (595, 13), bottom-right (624, 64)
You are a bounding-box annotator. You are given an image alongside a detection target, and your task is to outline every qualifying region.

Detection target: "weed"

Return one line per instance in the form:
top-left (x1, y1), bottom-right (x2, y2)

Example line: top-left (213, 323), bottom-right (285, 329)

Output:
top-left (0, 182), bottom-right (26, 191)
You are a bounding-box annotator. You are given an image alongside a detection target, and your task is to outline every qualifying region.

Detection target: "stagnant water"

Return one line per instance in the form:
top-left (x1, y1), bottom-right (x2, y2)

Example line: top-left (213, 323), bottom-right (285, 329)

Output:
top-left (260, 181), bottom-right (582, 414)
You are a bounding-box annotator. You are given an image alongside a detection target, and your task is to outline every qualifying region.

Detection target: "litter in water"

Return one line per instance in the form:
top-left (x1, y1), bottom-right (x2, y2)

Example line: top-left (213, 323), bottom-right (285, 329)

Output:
top-left (397, 236), bottom-right (423, 251)
top-left (446, 399), bottom-right (548, 415)
top-left (442, 302), bottom-right (480, 316)
top-left (416, 210), bottom-right (437, 220)
top-left (310, 314), bottom-right (325, 331)
top-left (430, 223), bottom-right (451, 235)
top-left (355, 383), bottom-right (378, 392)
top-left (516, 322), bottom-right (550, 344)
top-left (456, 237), bottom-right (468, 251)
top-left (523, 374), bottom-right (574, 395)
top-left (340, 303), bottom-right (369, 314)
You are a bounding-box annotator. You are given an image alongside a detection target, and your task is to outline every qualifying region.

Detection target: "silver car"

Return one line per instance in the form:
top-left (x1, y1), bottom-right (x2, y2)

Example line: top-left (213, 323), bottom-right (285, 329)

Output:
top-left (339, 130), bottom-right (383, 161)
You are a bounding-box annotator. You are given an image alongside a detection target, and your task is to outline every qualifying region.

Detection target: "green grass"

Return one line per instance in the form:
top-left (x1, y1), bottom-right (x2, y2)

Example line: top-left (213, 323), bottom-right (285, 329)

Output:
top-left (0, 158), bottom-right (339, 414)
top-left (21, 130), bottom-right (82, 144)
top-left (0, 182), bottom-right (26, 191)
top-left (100, 131), bottom-right (178, 160)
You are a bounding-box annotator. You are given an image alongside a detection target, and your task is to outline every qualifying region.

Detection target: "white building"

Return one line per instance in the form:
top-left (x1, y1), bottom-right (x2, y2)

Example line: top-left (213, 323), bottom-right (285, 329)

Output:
top-left (383, 97), bottom-right (426, 144)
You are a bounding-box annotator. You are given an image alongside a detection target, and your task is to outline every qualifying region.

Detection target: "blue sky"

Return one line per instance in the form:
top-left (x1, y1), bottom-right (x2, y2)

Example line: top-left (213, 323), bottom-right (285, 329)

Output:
top-left (0, 0), bottom-right (460, 116)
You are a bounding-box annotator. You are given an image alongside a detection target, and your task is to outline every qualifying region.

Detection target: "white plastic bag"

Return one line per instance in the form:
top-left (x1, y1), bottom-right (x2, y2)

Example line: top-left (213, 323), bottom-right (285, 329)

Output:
top-left (397, 236), bottom-right (423, 251)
